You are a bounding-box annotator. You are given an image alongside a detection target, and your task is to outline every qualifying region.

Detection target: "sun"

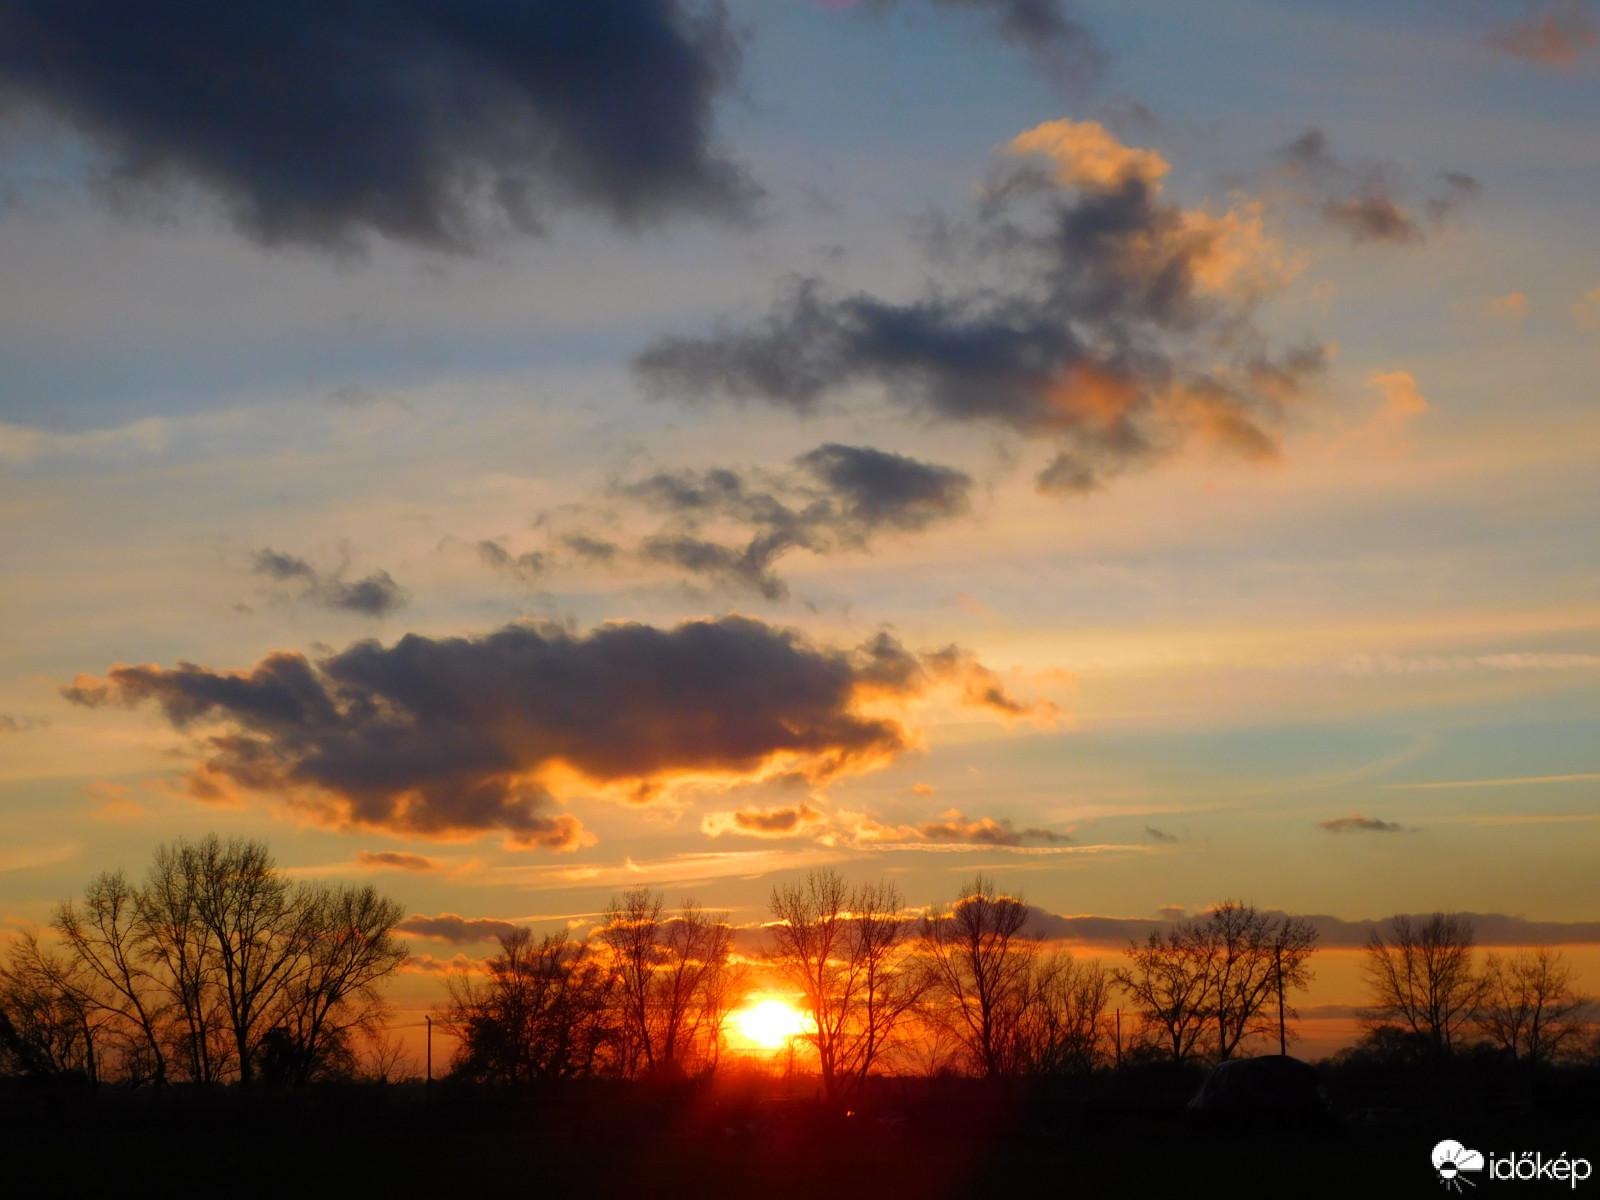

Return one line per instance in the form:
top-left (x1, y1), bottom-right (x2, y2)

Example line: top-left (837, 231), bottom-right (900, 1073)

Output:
top-left (733, 999), bottom-right (808, 1049)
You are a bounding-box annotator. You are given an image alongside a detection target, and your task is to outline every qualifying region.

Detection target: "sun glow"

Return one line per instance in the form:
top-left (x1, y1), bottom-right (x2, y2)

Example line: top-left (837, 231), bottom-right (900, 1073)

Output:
top-left (732, 999), bottom-right (808, 1049)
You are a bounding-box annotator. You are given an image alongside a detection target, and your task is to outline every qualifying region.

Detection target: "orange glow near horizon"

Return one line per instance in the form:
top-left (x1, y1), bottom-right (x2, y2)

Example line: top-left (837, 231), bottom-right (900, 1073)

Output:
top-left (732, 999), bottom-right (809, 1050)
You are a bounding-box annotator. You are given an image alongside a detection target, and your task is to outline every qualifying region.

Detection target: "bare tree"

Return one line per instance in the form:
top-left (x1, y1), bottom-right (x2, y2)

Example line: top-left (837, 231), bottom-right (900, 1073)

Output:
top-left (1268, 910), bottom-right (1319, 1055)
top-left (1362, 912), bottom-right (1485, 1058)
top-left (441, 928), bottom-right (615, 1083)
top-left (0, 930), bottom-right (100, 1081)
top-left (184, 836), bottom-right (305, 1086)
top-left (597, 888), bottom-right (739, 1080)
top-left (766, 870), bottom-right (922, 1097)
top-left (54, 871), bottom-right (168, 1084)
top-left (268, 883), bottom-right (408, 1084)
top-left (19, 835), bottom-right (410, 1087)
top-left (916, 875), bottom-right (1036, 1078)
top-left (137, 839), bottom-right (232, 1082)
top-left (1015, 953), bottom-right (1113, 1076)
top-left (1193, 902), bottom-right (1317, 1060)
top-left (1114, 926), bottom-right (1211, 1066)
top-left (1117, 904), bottom-right (1317, 1064)
top-left (1477, 947), bottom-right (1592, 1067)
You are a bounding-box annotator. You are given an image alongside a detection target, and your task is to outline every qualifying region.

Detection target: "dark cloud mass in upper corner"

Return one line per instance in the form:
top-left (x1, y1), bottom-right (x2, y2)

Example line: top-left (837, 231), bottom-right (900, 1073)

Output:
top-left (0, 0), bottom-right (754, 251)
top-left (636, 136), bottom-right (1325, 494)
top-left (614, 443), bottom-right (971, 599)
top-left (61, 615), bottom-right (1025, 848)
top-left (252, 548), bottom-right (408, 617)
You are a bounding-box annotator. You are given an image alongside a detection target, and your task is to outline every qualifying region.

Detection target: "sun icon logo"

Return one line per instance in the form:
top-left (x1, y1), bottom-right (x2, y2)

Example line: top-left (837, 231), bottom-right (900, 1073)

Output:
top-left (1431, 1141), bottom-right (1485, 1192)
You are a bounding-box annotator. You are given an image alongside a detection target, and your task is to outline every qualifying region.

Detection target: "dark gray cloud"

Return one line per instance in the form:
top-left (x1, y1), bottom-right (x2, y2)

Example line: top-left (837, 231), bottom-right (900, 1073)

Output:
top-left (0, 0), bottom-right (754, 252)
top-left (1143, 825), bottom-right (1178, 843)
top-left (637, 131), bottom-right (1325, 494)
top-left (62, 616), bottom-right (1032, 846)
top-left (1319, 813), bottom-right (1409, 834)
top-left (398, 913), bottom-right (521, 945)
top-left (251, 547), bottom-right (408, 617)
top-left (1271, 128), bottom-right (1480, 244)
top-left (562, 534), bottom-right (621, 564)
top-left (0, 714), bottom-right (43, 733)
top-left (797, 443), bottom-right (971, 536)
top-left (918, 811), bottom-right (1070, 845)
top-left (1489, 1), bottom-right (1597, 68)
top-left (1022, 907), bottom-right (1600, 948)
top-left (356, 850), bottom-right (440, 873)
top-left (858, 0), bottom-right (1103, 85)
top-left (477, 540), bottom-right (547, 583)
top-left (613, 443), bottom-right (972, 598)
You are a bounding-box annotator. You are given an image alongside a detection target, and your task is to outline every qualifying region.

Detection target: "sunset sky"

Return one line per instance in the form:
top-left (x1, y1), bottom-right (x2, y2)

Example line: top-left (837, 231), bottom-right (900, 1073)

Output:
top-left (2, 0), bottom-right (1598, 1053)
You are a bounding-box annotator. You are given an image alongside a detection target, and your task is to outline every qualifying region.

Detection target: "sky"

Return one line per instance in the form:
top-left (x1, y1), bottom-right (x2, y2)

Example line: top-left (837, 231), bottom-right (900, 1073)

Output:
top-left (2, 0), bottom-right (1598, 1055)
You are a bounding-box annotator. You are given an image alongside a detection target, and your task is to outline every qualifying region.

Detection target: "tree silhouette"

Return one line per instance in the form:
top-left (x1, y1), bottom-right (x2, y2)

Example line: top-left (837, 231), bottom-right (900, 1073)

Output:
top-left (1362, 912), bottom-right (1484, 1058)
top-left (766, 869), bottom-right (921, 1098)
top-left (1477, 946), bottom-right (1592, 1067)
top-left (916, 875), bottom-right (1037, 1078)
top-left (3, 835), bottom-right (409, 1086)
top-left (1115, 902), bottom-right (1316, 1063)
top-left (1114, 926), bottom-right (1211, 1066)
top-left (598, 887), bottom-right (740, 1080)
top-left (441, 928), bottom-right (615, 1083)
top-left (1015, 953), bottom-right (1114, 1076)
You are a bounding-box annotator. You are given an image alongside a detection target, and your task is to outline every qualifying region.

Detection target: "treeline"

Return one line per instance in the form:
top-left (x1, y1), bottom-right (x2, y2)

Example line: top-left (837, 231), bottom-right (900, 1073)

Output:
top-left (1349, 912), bottom-right (1592, 1067)
top-left (0, 836), bottom-right (407, 1086)
top-left (4, 843), bottom-right (1594, 1094)
top-left (440, 872), bottom-right (1324, 1097)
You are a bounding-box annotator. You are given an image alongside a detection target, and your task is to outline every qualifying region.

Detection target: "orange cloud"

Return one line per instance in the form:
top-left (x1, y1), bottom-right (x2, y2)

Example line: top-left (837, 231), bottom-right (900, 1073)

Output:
top-left (1004, 118), bottom-right (1169, 192)
top-left (1490, 1), bottom-right (1598, 67)
top-left (701, 802), bottom-right (827, 839)
top-left (1488, 291), bottom-right (1529, 328)
top-left (84, 780), bottom-right (144, 819)
top-left (919, 809), bottom-right (1071, 846)
top-left (357, 850), bottom-right (440, 872)
top-left (1573, 285), bottom-right (1600, 326)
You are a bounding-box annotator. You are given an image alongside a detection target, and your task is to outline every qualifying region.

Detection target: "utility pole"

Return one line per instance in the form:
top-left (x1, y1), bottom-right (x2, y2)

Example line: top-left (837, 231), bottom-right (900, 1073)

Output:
top-left (426, 1014), bottom-right (433, 1093)
top-left (1275, 944), bottom-right (1287, 1056)
top-left (1115, 1008), bottom-right (1122, 1070)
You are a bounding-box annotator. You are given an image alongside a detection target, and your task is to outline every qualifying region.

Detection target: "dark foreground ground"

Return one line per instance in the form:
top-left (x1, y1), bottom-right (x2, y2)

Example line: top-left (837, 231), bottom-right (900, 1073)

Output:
top-left (6, 1072), bottom-right (1597, 1199)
